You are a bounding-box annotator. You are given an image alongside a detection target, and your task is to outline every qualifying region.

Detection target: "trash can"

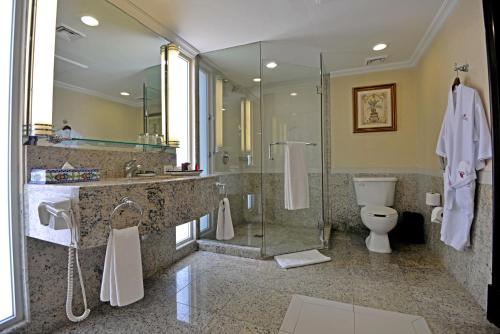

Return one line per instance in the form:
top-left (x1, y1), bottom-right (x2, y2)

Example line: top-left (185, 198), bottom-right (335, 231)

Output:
top-left (389, 211), bottom-right (425, 244)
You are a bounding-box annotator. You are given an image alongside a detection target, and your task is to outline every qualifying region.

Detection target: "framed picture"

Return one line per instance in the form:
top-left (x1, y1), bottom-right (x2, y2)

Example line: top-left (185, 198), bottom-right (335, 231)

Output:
top-left (353, 83), bottom-right (397, 133)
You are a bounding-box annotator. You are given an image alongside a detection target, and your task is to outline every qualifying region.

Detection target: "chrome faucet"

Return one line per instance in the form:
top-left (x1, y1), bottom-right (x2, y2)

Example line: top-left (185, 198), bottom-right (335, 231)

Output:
top-left (124, 160), bottom-right (141, 178)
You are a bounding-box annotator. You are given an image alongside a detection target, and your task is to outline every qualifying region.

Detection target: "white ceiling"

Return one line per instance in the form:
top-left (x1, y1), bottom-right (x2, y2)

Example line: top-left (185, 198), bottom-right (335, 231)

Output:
top-left (54, 0), bottom-right (166, 105)
top-left (129, 0), bottom-right (447, 72)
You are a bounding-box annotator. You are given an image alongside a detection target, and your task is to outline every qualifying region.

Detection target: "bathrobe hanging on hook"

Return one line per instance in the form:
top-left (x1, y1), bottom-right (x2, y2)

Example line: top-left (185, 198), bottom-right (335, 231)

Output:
top-left (436, 84), bottom-right (492, 251)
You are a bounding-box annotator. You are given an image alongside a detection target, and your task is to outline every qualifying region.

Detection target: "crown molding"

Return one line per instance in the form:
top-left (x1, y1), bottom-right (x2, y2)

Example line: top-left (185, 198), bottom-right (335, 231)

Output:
top-left (331, 0), bottom-right (459, 77)
top-left (331, 60), bottom-right (414, 77)
top-left (106, 0), bottom-right (200, 59)
top-left (54, 80), bottom-right (143, 108)
top-left (408, 0), bottom-right (459, 67)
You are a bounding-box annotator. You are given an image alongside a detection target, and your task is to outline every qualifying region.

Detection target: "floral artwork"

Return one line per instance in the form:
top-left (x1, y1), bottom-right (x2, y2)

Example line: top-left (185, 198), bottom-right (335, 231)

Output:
top-left (353, 83), bottom-right (397, 133)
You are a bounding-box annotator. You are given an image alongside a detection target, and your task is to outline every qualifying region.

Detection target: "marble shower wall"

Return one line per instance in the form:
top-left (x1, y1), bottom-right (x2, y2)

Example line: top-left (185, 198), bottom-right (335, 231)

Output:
top-left (416, 174), bottom-right (492, 310)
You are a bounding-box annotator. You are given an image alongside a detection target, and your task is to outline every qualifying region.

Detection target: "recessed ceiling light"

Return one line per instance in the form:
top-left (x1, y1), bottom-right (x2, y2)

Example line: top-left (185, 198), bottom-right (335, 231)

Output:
top-left (221, 108), bottom-right (226, 111)
top-left (372, 43), bottom-right (387, 51)
top-left (266, 61), bottom-right (278, 69)
top-left (253, 78), bottom-right (261, 82)
top-left (81, 16), bottom-right (99, 27)
top-left (120, 91), bottom-right (130, 96)
top-left (290, 92), bottom-right (298, 96)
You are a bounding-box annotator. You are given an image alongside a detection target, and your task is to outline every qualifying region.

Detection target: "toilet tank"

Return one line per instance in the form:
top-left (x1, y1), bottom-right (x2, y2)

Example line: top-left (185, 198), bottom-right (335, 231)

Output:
top-left (353, 177), bottom-right (397, 206)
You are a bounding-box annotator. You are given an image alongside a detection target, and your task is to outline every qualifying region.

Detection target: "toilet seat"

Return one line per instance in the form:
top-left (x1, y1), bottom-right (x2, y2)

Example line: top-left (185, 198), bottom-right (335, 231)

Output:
top-left (361, 206), bottom-right (397, 218)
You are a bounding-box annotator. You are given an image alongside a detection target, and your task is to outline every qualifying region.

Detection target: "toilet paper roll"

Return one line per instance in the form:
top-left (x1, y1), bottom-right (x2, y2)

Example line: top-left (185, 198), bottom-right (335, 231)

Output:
top-left (426, 192), bottom-right (441, 206)
top-left (431, 206), bottom-right (443, 224)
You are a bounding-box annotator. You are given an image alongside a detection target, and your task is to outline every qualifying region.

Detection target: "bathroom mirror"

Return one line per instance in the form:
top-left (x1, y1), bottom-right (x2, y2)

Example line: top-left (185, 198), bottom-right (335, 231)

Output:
top-left (52, 0), bottom-right (167, 144)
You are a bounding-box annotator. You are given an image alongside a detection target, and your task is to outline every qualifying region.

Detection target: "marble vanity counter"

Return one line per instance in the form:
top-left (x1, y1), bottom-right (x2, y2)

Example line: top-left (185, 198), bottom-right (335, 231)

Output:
top-left (24, 175), bottom-right (219, 248)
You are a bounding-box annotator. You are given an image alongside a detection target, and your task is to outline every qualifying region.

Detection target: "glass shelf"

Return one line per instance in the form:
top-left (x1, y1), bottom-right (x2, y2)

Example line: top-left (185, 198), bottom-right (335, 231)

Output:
top-left (68, 137), bottom-right (179, 149)
top-left (33, 136), bottom-right (179, 152)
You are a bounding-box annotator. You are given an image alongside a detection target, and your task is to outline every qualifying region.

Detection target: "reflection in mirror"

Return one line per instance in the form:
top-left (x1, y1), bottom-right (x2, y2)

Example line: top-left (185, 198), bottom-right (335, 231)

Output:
top-left (200, 42), bottom-right (261, 172)
top-left (52, 0), bottom-right (167, 144)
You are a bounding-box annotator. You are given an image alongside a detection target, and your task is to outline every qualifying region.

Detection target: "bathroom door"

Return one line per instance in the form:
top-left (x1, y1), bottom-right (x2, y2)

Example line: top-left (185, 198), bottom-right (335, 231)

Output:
top-left (261, 42), bottom-right (325, 256)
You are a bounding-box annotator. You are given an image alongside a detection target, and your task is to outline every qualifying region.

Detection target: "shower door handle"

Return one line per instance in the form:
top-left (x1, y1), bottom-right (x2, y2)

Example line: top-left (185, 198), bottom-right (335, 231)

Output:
top-left (268, 144), bottom-right (274, 160)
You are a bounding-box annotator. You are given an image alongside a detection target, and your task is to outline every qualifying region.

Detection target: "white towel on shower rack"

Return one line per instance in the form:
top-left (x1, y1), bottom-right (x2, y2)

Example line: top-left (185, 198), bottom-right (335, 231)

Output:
top-left (284, 142), bottom-right (309, 210)
top-left (100, 226), bottom-right (144, 307)
top-left (216, 198), bottom-right (234, 240)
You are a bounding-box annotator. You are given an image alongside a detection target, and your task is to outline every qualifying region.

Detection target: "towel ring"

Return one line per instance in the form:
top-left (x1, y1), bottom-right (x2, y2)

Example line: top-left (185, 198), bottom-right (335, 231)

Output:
top-left (109, 197), bottom-right (143, 230)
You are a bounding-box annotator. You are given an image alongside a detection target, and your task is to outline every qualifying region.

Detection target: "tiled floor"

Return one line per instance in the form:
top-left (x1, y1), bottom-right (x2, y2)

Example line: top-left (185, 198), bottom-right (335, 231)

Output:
top-left (54, 232), bottom-right (498, 334)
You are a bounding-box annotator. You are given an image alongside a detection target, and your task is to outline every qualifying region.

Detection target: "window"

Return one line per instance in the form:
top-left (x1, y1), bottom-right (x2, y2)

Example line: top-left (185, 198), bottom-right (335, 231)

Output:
top-left (176, 221), bottom-right (194, 247)
top-left (199, 214), bottom-right (210, 233)
top-left (1, 0), bottom-right (26, 330)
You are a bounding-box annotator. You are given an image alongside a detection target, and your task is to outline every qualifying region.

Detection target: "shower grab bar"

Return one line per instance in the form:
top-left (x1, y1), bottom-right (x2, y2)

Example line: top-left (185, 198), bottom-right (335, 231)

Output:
top-left (109, 197), bottom-right (143, 230)
top-left (268, 141), bottom-right (317, 160)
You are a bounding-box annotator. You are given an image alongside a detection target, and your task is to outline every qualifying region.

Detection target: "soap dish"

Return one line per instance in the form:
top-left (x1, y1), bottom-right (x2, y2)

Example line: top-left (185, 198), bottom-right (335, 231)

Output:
top-left (164, 170), bottom-right (203, 176)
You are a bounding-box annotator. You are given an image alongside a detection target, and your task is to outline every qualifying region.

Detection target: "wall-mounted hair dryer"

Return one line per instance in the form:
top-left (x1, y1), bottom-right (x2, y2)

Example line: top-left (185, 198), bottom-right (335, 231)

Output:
top-left (38, 199), bottom-right (91, 322)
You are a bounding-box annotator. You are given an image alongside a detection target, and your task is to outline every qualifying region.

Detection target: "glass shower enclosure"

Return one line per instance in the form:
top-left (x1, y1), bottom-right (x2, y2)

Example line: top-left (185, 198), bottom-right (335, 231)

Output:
top-left (198, 41), bottom-right (328, 257)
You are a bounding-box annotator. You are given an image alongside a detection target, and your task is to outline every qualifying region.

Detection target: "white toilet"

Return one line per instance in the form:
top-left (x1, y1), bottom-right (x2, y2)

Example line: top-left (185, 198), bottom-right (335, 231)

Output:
top-left (353, 177), bottom-right (398, 253)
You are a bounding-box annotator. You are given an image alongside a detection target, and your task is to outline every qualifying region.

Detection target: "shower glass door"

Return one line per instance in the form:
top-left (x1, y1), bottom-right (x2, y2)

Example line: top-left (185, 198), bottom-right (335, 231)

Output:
top-left (261, 42), bottom-right (325, 256)
top-left (198, 42), bottom-right (263, 248)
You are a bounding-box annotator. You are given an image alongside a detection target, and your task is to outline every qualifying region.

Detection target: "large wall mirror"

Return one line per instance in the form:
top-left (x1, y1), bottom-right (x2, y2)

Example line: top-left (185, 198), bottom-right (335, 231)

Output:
top-left (38, 0), bottom-right (168, 145)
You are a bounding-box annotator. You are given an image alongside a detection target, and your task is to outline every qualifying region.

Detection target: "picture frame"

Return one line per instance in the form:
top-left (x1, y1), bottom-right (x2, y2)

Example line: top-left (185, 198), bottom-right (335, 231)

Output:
top-left (352, 83), bottom-right (397, 133)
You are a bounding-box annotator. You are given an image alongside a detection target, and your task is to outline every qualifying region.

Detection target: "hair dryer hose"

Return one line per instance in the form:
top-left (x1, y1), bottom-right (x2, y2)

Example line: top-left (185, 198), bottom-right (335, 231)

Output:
top-left (66, 247), bottom-right (91, 322)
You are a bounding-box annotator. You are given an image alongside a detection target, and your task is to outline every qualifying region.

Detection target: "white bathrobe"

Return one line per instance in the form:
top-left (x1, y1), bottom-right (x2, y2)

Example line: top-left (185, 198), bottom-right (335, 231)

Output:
top-left (436, 84), bottom-right (492, 251)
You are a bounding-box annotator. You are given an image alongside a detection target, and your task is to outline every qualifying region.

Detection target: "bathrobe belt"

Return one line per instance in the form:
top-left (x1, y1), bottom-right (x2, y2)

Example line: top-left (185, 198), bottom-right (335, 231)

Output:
top-left (443, 168), bottom-right (476, 210)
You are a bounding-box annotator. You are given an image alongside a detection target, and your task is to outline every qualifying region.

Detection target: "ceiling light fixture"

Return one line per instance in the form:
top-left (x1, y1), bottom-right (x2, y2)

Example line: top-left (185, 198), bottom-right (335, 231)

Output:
top-left (253, 78), bottom-right (261, 82)
top-left (266, 61), bottom-right (278, 69)
top-left (290, 92), bottom-right (298, 96)
top-left (81, 16), bottom-right (99, 27)
top-left (120, 91), bottom-right (130, 96)
top-left (372, 43), bottom-right (387, 51)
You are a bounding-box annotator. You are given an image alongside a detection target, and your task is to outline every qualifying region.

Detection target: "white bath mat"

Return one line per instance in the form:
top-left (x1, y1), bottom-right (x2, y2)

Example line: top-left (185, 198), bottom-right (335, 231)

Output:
top-left (280, 295), bottom-right (432, 334)
top-left (274, 249), bottom-right (331, 269)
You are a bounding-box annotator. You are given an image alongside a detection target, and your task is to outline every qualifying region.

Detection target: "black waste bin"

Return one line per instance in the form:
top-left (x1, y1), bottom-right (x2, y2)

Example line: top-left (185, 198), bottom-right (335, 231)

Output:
top-left (389, 211), bottom-right (425, 244)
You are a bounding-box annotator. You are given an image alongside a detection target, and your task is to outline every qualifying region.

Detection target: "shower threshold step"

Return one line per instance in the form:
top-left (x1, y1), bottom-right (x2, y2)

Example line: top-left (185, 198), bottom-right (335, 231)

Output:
top-left (197, 239), bottom-right (263, 259)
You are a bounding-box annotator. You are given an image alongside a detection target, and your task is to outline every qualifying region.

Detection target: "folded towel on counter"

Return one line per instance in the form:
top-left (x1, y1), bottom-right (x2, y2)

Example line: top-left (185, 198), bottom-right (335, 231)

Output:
top-left (216, 197), bottom-right (234, 240)
top-left (100, 226), bottom-right (144, 307)
top-left (284, 142), bottom-right (310, 210)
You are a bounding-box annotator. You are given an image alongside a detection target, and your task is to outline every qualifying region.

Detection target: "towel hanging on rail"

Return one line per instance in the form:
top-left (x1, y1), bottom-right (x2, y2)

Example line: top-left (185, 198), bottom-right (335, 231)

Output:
top-left (284, 142), bottom-right (310, 210)
top-left (100, 197), bottom-right (144, 306)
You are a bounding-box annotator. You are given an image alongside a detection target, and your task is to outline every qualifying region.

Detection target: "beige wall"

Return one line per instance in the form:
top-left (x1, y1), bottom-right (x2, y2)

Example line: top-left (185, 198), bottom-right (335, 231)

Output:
top-left (331, 68), bottom-right (417, 169)
top-left (331, 0), bottom-right (490, 173)
top-left (416, 0), bottom-right (490, 173)
top-left (53, 86), bottom-right (143, 142)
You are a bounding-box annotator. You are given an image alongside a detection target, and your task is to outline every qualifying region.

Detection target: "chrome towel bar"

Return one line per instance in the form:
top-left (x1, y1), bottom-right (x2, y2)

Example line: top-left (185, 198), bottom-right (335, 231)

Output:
top-left (268, 141), bottom-right (317, 160)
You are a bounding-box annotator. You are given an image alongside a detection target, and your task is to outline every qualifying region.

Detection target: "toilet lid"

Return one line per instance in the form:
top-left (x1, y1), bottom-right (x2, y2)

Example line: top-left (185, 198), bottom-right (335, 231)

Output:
top-left (362, 206), bottom-right (398, 218)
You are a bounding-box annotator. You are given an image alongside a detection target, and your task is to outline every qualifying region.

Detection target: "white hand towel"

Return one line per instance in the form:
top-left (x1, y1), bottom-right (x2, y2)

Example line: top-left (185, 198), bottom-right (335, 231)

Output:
top-left (284, 142), bottom-right (309, 210)
top-left (216, 198), bottom-right (234, 240)
top-left (223, 198), bottom-right (234, 239)
top-left (100, 226), bottom-right (144, 307)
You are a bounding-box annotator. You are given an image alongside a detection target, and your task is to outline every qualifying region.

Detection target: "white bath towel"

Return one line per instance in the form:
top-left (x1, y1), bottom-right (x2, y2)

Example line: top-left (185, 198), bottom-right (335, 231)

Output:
top-left (216, 198), bottom-right (234, 240)
top-left (100, 226), bottom-right (144, 307)
top-left (284, 142), bottom-right (310, 210)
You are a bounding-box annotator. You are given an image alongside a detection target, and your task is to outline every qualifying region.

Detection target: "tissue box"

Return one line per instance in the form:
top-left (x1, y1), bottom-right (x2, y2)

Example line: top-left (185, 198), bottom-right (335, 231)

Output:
top-left (30, 168), bottom-right (100, 184)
